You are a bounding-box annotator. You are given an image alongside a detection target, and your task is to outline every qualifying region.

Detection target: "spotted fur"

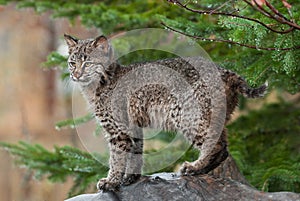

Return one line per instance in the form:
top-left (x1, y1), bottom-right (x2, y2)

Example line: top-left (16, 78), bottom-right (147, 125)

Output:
top-left (64, 34), bottom-right (267, 191)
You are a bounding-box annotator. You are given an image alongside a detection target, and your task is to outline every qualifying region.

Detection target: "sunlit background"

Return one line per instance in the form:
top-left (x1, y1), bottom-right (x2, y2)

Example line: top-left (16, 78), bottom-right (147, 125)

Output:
top-left (0, 4), bottom-right (99, 200)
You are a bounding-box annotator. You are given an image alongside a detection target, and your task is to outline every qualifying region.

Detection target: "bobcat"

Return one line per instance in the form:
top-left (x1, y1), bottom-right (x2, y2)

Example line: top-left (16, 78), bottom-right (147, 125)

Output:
top-left (64, 34), bottom-right (267, 191)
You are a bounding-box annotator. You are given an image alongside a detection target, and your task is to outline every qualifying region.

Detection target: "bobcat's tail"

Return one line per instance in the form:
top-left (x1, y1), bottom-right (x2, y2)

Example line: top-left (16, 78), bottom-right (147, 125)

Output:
top-left (220, 67), bottom-right (268, 98)
top-left (238, 80), bottom-right (268, 98)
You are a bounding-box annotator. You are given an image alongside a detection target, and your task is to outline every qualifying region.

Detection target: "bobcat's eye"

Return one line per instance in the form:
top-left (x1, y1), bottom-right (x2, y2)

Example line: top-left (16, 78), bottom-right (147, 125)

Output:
top-left (84, 62), bottom-right (92, 67)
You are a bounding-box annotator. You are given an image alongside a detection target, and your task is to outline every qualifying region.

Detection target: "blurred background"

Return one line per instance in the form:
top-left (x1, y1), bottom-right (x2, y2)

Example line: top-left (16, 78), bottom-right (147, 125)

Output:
top-left (0, 4), bottom-right (99, 200)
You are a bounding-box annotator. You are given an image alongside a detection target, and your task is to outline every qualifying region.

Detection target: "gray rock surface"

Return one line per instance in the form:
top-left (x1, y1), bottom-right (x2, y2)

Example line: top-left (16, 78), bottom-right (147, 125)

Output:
top-left (65, 173), bottom-right (300, 201)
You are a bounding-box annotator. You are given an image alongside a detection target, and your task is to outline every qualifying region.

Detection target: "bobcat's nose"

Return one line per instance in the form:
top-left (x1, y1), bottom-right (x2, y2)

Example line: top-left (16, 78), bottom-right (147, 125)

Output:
top-left (73, 71), bottom-right (81, 78)
top-left (71, 70), bottom-right (82, 81)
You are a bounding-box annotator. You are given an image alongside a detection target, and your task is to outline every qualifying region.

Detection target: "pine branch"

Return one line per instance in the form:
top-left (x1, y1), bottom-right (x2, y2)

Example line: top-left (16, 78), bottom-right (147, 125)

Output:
top-left (0, 141), bottom-right (108, 196)
top-left (228, 102), bottom-right (300, 192)
top-left (265, 1), bottom-right (289, 21)
top-left (161, 22), bottom-right (300, 51)
top-left (55, 113), bottom-right (94, 130)
top-left (245, 0), bottom-right (300, 30)
top-left (264, 0), bottom-right (300, 29)
top-left (167, 0), bottom-right (299, 34)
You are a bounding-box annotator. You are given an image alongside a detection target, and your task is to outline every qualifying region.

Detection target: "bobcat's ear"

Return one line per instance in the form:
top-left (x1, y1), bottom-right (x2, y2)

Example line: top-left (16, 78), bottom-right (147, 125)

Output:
top-left (92, 35), bottom-right (109, 53)
top-left (64, 34), bottom-right (78, 51)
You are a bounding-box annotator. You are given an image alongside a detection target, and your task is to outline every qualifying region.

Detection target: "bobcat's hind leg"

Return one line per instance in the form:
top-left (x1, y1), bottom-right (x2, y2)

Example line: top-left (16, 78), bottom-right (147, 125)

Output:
top-left (180, 129), bottom-right (228, 175)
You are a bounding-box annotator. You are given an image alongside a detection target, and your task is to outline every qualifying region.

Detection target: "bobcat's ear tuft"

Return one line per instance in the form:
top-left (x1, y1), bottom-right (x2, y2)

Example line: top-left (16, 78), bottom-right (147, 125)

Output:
top-left (92, 35), bottom-right (109, 53)
top-left (64, 34), bottom-right (78, 51)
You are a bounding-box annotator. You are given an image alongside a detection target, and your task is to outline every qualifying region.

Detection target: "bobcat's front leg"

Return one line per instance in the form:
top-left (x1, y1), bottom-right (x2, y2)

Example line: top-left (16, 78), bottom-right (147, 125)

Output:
top-left (97, 133), bottom-right (133, 191)
top-left (123, 136), bottom-right (143, 185)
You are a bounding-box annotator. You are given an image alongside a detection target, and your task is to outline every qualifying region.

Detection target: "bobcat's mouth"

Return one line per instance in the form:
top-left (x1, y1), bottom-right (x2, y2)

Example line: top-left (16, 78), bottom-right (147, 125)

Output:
top-left (70, 74), bottom-right (90, 83)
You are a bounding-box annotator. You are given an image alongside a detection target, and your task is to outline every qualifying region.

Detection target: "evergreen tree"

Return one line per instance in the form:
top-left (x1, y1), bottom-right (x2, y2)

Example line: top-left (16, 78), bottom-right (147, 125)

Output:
top-left (0, 0), bottom-right (299, 197)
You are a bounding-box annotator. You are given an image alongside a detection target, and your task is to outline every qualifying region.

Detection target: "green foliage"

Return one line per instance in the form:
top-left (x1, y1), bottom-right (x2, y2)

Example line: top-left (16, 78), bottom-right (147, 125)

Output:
top-left (143, 144), bottom-right (198, 173)
top-left (228, 101), bottom-right (300, 192)
top-left (0, 141), bottom-right (108, 196)
top-left (156, 1), bottom-right (300, 91)
top-left (0, 137), bottom-right (198, 193)
top-left (55, 113), bottom-right (94, 130)
top-left (1, 101), bottom-right (299, 195)
top-left (44, 51), bottom-right (67, 68)
top-left (2, 0), bottom-right (297, 91)
top-left (142, 129), bottom-right (199, 173)
top-left (43, 51), bottom-right (70, 80)
top-left (1, 0), bottom-right (183, 34)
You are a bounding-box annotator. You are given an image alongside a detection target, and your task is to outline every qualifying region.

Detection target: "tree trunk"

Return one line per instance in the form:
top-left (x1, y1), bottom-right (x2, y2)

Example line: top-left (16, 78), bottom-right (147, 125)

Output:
top-left (65, 154), bottom-right (300, 201)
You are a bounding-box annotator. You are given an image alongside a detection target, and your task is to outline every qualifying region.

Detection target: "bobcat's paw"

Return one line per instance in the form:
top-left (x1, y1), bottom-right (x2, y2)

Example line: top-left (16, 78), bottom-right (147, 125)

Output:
top-left (180, 161), bottom-right (201, 176)
top-left (122, 174), bottom-right (141, 186)
top-left (97, 178), bottom-right (120, 192)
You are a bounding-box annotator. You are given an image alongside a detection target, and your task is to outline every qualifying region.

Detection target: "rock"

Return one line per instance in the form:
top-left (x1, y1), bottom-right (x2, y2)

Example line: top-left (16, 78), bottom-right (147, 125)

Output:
top-left (65, 172), bottom-right (300, 201)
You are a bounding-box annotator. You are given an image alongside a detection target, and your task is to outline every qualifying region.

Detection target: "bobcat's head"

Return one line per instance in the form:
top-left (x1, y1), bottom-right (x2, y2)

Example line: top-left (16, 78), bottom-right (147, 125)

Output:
top-left (64, 34), bottom-right (114, 85)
